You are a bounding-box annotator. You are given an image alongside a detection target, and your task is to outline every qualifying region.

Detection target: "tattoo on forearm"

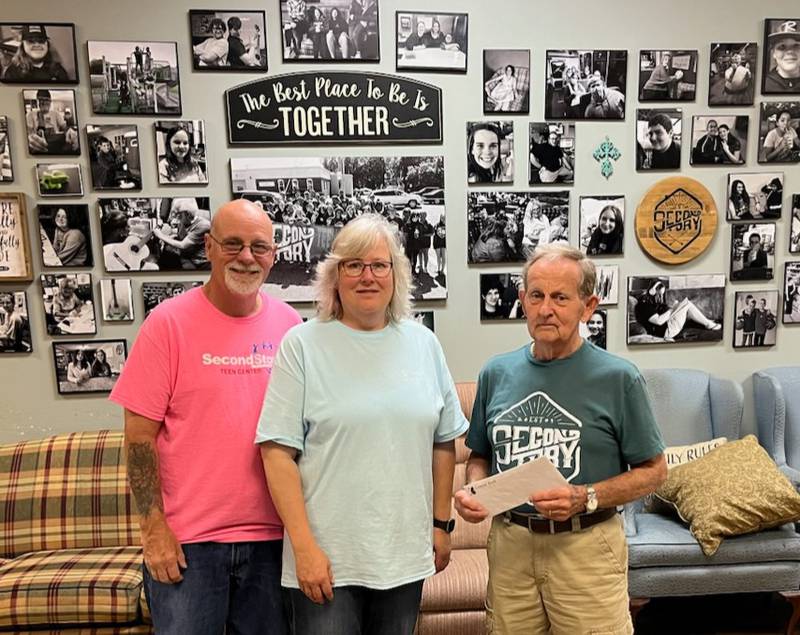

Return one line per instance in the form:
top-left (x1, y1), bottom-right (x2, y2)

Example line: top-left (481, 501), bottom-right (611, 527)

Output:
top-left (127, 442), bottom-right (163, 517)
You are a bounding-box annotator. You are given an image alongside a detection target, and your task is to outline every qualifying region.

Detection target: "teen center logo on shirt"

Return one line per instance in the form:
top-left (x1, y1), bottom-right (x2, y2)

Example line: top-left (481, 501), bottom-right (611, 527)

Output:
top-left (201, 341), bottom-right (277, 375)
top-left (491, 391), bottom-right (582, 481)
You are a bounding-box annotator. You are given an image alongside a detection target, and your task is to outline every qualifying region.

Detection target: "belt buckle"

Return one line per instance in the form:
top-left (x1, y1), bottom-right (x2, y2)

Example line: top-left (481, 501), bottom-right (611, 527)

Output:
top-left (548, 518), bottom-right (556, 534)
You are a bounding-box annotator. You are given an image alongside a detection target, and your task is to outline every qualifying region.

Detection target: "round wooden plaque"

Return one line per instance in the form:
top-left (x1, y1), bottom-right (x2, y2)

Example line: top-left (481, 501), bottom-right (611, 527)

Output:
top-left (635, 176), bottom-right (717, 265)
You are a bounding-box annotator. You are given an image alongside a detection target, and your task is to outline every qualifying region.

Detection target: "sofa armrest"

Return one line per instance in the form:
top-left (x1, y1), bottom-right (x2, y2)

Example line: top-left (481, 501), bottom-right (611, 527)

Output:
top-left (622, 501), bottom-right (640, 537)
top-left (781, 465), bottom-right (800, 491)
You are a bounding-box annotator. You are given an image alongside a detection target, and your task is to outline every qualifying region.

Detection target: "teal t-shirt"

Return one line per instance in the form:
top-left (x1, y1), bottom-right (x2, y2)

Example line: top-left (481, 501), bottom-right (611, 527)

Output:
top-left (256, 318), bottom-right (468, 589)
top-left (467, 341), bottom-right (664, 513)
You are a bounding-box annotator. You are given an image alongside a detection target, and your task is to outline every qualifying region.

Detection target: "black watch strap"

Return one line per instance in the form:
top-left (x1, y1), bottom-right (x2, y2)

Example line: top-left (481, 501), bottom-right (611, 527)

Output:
top-left (433, 517), bottom-right (455, 533)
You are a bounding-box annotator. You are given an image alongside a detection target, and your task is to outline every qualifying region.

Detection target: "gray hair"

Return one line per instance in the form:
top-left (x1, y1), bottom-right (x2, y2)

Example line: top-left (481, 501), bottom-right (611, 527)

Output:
top-left (313, 213), bottom-right (413, 323)
top-left (521, 244), bottom-right (596, 299)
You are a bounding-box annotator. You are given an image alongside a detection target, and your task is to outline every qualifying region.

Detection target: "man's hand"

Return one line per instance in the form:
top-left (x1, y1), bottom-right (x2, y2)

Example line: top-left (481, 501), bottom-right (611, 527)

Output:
top-left (433, 529), bottom-right (451, 573)
top-left (295, 542), bottom-right (334, 605)
top-left (65, 128), bottom-right (79, 151)
top-left (453, 489), bottom-right (490, 524)
top-left (529, 485), bottom-right (587, 522)
top-left (28, 132), bottom-right (48, 153)
top-left (142, 519), bottom-right (186, 584)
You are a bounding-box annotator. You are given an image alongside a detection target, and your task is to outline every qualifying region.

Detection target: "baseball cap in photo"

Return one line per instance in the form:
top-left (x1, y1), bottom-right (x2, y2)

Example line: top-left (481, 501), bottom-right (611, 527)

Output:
top-left (21, 24), bottom-right (48, 41)
top-left (768, 20), bottom-right (800, 41)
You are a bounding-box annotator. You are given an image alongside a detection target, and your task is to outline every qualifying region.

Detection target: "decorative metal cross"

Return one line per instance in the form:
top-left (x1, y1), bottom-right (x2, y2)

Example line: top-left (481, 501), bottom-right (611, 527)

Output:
top-left (593, 137), bottom-right (621, 180)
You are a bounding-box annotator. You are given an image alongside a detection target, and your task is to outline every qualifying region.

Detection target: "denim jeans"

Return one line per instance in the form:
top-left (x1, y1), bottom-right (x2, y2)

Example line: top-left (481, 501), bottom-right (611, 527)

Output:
top-left (143, 540), bottom-right (286, 635)
top-left (284, 580), bottom-right (423, 635)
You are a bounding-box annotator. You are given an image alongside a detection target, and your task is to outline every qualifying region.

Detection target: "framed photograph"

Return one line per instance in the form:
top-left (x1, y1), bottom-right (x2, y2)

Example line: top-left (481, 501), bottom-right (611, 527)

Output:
top-left (396, 11), bottom-right (467, 73)
top-left (783, 261), bottom-right (800, 323)
top-left (579, 195), bottom-right (624, 256)
top-left (483, 50), bottom-right (529, 113)
top-left (411, 310), bottom-right (434, 332)
top-left (35, 162), bottom-right (83, 197)
top-left (733, 290), bottom-right (779, 348)
top-left (0, 193), bottom-right (33, 282)
top-left (100, 278), bottom-right (134, 321)
top-left (41, 273), bottom-right (97, 336)
top-left (99, 197), bottom-right (211, 272)
top-left (143, 281), bottom-right (203, 317)
top-left (52, 339), bottom-right (128, 395)
top-left (627, 274), bottom-right (725, 345)
top-left (594, 265), bottom-right (619, 306)
top-left (231, 155), bottom-right (446, 300)
top-left (155, 120), bottom-right (208, 184)
top-left (731, 223), bottom-right (775, 281)
top-left (0, 291), bottom-right (32, 353)
top-left (87, 40), bottom-right (182, 115)
top-left (636, 109), bottom-right (681, 171)
top-left (467, 121), bottom-right (514, 184)
top-left (792, 195), bottom-right (800, 253)
top-left (709, 43), bottom-right (757, 105)
top-left (37, 204), bottom-right (93, 267)
top-left (690, 115), bottom-right (748, 165)
top-left (762, 19), bottom-right (800, 94)
top-left (479, 273), bottom-right (525, 321)
top-left (758, 102), bottom-right (800, 163)
top-left (189, 10), bottom-right (267, 70)
top-left (22, 89), bottom-right (79, 155)
top-left (467, 191), bottom-right (570, 263)
top-left (0, 116), bottom-right (13, 181)
top-left (86, 124), bottom-right (142, 191)
top-left (579, 308), bottom-right (607, 350)
top-left (529, 122), bottom-right (574, 184)
top-left (281, 0), bottom-right (379, 62)
top-left (639, 50), bottom-right (697, 101)
top-left (0, 23), bottom-right (79, 84)
top-left (726, 172), bottom-right (783, 221)
top-left (544, 50), bottom-right (627, 120)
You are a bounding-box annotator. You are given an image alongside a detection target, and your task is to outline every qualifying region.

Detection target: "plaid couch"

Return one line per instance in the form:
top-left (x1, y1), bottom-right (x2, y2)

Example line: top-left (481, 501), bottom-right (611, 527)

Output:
top-left (0, 430), bottom-right (152, 633)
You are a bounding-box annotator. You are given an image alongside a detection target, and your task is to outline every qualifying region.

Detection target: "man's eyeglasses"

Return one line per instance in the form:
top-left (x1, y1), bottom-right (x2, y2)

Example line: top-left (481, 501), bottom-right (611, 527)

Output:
top-left (208, 233), bottom-right (275, 257)
top-left (340, 260), bottom-right (393, 278)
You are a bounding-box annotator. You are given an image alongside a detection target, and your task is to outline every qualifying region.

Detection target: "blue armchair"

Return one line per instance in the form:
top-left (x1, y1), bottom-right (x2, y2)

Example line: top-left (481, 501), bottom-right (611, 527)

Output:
top-left (754, 366), bottom-right (800, 489)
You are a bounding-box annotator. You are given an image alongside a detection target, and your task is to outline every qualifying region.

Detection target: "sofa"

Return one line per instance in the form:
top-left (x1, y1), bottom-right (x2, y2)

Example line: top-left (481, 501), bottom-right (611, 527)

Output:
top-left (754, 366), bottom-right (800, 489)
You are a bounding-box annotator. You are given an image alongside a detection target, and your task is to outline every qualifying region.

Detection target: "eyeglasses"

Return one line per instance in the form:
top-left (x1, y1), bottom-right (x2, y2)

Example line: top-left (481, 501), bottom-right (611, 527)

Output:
top-left (25, 36), bottom-right (47, 44)
top-left (340, 260), bottom-right (393, 278)
top-left (208, 233), bottom-right (275, 257)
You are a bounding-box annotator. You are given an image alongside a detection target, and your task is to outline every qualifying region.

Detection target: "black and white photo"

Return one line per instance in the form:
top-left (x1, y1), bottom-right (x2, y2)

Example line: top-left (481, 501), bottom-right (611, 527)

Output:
top-left (0, 23), bottom-right (79, 84)
top-left (731, 223), bottom-right (775, 281)
top-left (142, 281), bottom-right (203, 317)
top-left (190, 10), bottom-right (267, 70)
top-left (467, 121), bottom-right (514, 184)
top-left (411, 310), bottom-right (434, 332)
top-left (690, 115), bottom-right (748, 165)
top-left (100, 278), bottom-right (133, 321)
top-left (529, 122), bottom-right (574, 184)
top-left (627, 274), bottom-right (725, 345)
top-left (726, 172), bottom-right (783, 221)
top-left (99, 197), bottom-right (211, 272)
top-left (88, 40), bottom-right (181, 115)
top-left (709, 43), bottom-right (757, 105)
top-left (281, 0), bottom-right (379, 62)
top-left (792, 195), bottom-right (800, 253)
top-left (0, 291), bottom-right (31, 353)
top-left (758, 102), bottom-right (800, 163)
top-left (52, 340), bottom-right (128, 394)
top-left (762, 18), bottom-right (800, 94)
top-left (35, 163), bottom-right (83, 197)
top-left (594, 265), bottom-right (618, 306)
top-left (636, 109), bottom-right (681, 171)
top-left (579, 195), bottom-right (624, 256)
top-left (783, 261), bottom-right (800, 323)
top-left (0, 116), bottom-right (13, 181)
top-left (155, 120), bottom-right (207, 184)
top-left (579, 308), bottom-right (607, 350)
top-left (396, 11), bottom-right (467, 73)
top-left (37, 204), bottom-right (92, 267)
top-left (639, 50), bottom-right (697, 101)
top-left (733, 290), bottom-right (779, 348)
top-left (22, 89), bottom-right (79, 155)
top-left (544, 49), bottom-right (627, 120)
top-left (87, 124), bottom-right (142, 191)
top-left (479, 274), bottom-right (524, 321)
top-left (483, 49), bottom-right (529, 113)
top-left (41, 273), bottom-right (97, 336)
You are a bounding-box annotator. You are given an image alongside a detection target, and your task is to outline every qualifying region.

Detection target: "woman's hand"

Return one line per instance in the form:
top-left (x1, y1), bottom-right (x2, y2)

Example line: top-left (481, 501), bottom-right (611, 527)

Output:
top-left (294, 542), bottom-right (334, 604)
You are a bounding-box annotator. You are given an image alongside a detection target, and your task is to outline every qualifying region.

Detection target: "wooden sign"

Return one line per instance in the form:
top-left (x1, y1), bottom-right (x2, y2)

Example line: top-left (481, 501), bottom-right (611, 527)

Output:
top-left (635, 176), bottom-right (717, 264)
top-left (226, 71), bottom-right (442, 146)
top-left (0, 193), bottom-right (33, 282)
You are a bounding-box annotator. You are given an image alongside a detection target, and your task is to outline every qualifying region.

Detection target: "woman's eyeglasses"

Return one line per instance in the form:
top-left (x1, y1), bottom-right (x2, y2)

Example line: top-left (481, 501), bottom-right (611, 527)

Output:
top-left (340, 260), bottom-right (393, 278)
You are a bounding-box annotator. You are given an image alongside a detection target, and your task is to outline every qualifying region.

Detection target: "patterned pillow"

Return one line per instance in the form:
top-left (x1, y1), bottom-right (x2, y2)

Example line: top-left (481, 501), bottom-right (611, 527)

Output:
top-left (654, 435), bottom-right (800, 556)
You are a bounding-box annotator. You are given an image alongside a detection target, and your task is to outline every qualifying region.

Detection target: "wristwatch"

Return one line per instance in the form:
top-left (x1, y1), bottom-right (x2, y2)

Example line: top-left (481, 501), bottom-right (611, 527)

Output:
top-left (433, 517), bottom-right (456, 533)
top-left (585, 485), bottom-right (598, 514)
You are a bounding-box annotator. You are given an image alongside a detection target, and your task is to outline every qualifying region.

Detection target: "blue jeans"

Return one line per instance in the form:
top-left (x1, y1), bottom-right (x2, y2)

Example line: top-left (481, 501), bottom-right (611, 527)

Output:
top-left (284, 580), bottom-right (423, 634)
top-left (143, 540), bottom-right (286, 635)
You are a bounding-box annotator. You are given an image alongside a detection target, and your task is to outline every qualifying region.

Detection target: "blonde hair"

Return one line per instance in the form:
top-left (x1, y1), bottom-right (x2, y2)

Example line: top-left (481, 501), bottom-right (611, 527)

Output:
top-left (522, 243), bottom-right (596, 299)
top-left (314, 214), bottom-right (413, 323)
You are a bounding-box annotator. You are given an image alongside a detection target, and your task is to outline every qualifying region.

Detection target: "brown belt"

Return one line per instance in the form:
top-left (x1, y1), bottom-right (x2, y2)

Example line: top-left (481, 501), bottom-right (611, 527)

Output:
top-left (505, 507), bottom-right (617, 534)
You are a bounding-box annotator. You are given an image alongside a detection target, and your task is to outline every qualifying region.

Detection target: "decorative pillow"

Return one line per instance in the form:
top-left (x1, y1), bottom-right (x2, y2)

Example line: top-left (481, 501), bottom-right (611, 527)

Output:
top-left (654, 435), bottom-right (800, 556)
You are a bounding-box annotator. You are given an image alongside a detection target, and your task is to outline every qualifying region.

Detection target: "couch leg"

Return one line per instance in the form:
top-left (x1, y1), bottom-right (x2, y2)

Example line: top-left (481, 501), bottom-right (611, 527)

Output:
top-left (780, 591), bottom-right (800, 634)
top-left (629, 597), bottom-right (650, 624)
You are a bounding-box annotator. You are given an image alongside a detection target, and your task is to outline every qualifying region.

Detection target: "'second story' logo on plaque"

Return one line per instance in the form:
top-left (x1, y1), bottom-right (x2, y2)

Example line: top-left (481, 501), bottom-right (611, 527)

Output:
top-left (652, 188), bottom-right (703, 255)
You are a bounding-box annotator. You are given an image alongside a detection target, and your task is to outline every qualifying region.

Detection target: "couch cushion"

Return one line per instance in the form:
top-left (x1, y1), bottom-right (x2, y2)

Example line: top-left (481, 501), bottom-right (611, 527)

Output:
top-left (420, 548), bottom-right (487, 612)
top-left (0, 546), bottom-right (144, 629)
top-left (12, 627), bottom-right (153, 634)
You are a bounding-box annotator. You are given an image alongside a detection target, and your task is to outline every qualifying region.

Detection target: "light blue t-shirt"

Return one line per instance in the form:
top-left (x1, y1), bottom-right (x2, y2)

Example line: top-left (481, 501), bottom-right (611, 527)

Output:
top-left (255, 318), bottom-right (468, 589)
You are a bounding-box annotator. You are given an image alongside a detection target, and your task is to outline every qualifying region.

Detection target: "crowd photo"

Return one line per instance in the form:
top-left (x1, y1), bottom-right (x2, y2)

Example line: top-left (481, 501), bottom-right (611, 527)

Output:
top-left (41, 273), bottom-right (97, 336)
top-left (545, 49), bottom-right (627, 119)
top-left (190, 10), bottom-right (266, 69)
top-left (709, 43), bottom-right (757, 105)
top-left (396, 12), bottom-right (468, 72)
top-left (690, 115), bottom-right (749, 165)
top-left (733, 290), bottom-right (779, 348)
top-left (37, 204), bottom-right (93, 267)
top-left (52, 340), bottom-right (127, 394)
top-left (726, 172), bottom-right (783, 221)
top-left (0, 23), bottom-right (78, 83)
top-left (0, 291), bottom-right (31, 353)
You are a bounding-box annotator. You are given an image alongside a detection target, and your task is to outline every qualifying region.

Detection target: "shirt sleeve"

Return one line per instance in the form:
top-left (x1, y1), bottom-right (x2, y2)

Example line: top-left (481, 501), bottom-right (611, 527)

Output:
top-left (428, 335), bottom-right (469, 443)
top-left (617, 373), bottom-right (666, 466)
top-left (57, 230), bottom-right (86, 263)
top-left (465, 366), bottom-right (492, 457)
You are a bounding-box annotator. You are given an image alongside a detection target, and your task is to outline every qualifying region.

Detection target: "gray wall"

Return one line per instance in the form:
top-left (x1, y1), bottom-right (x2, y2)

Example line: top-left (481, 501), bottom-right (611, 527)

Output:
top-left (1, 0), bottom-right (798, 443)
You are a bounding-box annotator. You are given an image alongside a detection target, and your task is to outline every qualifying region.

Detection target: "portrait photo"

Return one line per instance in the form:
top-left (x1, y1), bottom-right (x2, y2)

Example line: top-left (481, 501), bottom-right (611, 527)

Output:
top-left (0, 291), bottom-right (32, 353)
top-left (579, 195), bottom-right (624, 256)
top-left (627, 274), bottom-right (725, 345)
top-left (397, 11), bottom-right (468, 72)
top-left (758, 102), bottom-right (800, 163)
top-left (467, 191), bottom-right (570, 264)
top-left (88, 40), bottom-right (181, 115)
top-left (52, 340), bottom-right (128, 395)
top-left (594, 265), bottom-right (618, 306)
top-left (99, 197), bottom-right (211, 272)
top-left (783, 261), bottom-right (800, 323)
top-left (529, 122), bottom-right (574, 184)
top-left (0, 116), bottom-right (13, 181)
top-left (37, 204), bottom-right (93, 267)
top-left (0, 23), bottom-right (78, 84)
top-left (483, 50), bottom-right (529, 113)
top-left (690, 115), bottom-right (748, 165)
top-left (545, 49), bottom-right (627, 120)
top-left (726, 172), bottom-right (783, 221)
top-left (636, 109), bottom-right (682, 171)
top-left (792, 195), bottom-right (800, 253)
top-left (281, 0), bottom-right (379, 62)
top-left (733, 290), bottom-right (779, 348)
top-left (762, 18), bottom-right (800, 94)
top-left (143, 281), bottom-right (203, 317)
top-left (87, 124), bottom-right (142, 191)
top-left (155, 120), bottom-right (208, 184)
top-left (411, 310), bottom-right (434, 332)
top-left (22, 89), bottom-right (79, 155)
top-left (639, 50), bottom-right (697, 101)
top-left (100, 278), bottom-right (134, 322)
top-left (709, 43), bottom-right (757, 105)
top-left (731, 223), bottom-right (775, 281)
top-left (579, 308), bottom-right (607, 350)
top-left (35, 162), bottom-right (83, 197)
top-left (41, 273), bottom-right (96, 336)
top-left (479, 273), bottom-right (525, 321)
top-left (467, 121), bottom-right (514, 184)
top-left (189, 10), bottom-right (267, 70)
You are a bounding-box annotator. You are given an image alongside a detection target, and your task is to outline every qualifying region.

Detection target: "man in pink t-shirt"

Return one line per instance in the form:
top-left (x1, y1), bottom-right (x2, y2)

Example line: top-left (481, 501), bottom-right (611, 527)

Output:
top-left (110, 200), bottom-right (300, 634)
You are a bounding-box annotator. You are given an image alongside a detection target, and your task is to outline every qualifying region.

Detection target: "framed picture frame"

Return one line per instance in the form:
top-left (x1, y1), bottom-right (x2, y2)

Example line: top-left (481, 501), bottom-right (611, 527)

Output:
top-left (396, 11), bottom-right (468, 73)
top-left (528, 122), bottom-right (574, 184)
top-left (733, 290), bottom-right (779, 348)
top-left (0, 193), bottom-right (33, 282)
top-left (142, 281), bottom-right (203, 317)
top-left (41, 272), bottom-right (97, 336)
top-left (22, 89), bottom-right (80, 156)
top-left (636, 109), bottom-right (682, 171)
top-left (709, 43), bottom-right (757, 106)
top-left (189, 10), bottom-right (267, 71)
top-left (0, 23), bottom-right (79, 84)
top-left (579, 308), bottom-right (607, 349)
top-left (479, 273), bottom-right (525, 321)
top-left (544, 49), bottom-right (627, 120)
top-left (467, 121), bottom-right (514, 184)
top-left (594, 265), bottom-right (619, 306)
top-left (483, 49), bottom-right (530, 113)
top-left (791, 194), bottom-right (800, 253)
top-left (411, 310), bottom-right (434, 332)
top-left (0, 116), bottom-right (13, 182)
top-left (52, 339), bottom-right (128, 395)
top-left (37, 204), bottom-right (93, 267)
top-left (579, 195), bottom-right (624, 256)
top-left (726, 172), bottom-right (783, 221)
top-left (100, 278), bottom-right (134, 321)
top-left (155, 120), bottom-right (208, 184)
top-left (757, 102), bottom-right (800, 163)
top-left (689, 115), bottom-right (749, 165)
top-left (730, 223), bottom-right (775, 281)
top-left (762, 18), bottom-right (800, 95)
top-left (783, 260), bottom-right (800, 323)
top-left (35, 162), bottom-right (84, 197)
top-left (86, 124), bottom-right (142, 191)
top-left (638, 49), bottom-right (698, 101)
top-left (0, 290), bottom-right (32, 353)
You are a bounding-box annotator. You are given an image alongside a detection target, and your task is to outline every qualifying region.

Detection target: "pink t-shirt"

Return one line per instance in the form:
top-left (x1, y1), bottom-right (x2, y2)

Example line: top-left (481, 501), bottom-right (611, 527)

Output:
top-left (110, 287), bottom-right (302, 544)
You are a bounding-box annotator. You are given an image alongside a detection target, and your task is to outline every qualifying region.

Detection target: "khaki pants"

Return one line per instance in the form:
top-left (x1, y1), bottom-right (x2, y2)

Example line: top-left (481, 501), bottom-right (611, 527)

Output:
top-left (486, 514), bottom-right (633, 635)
